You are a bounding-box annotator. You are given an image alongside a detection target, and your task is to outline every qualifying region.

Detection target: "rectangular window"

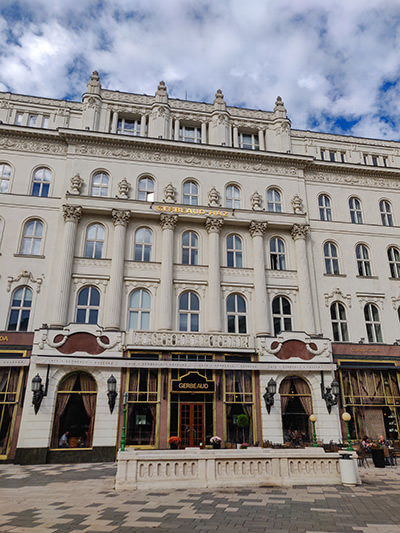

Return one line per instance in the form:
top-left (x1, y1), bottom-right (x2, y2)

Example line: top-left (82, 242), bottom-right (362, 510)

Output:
top-left (383, 157), bottom-right (387, 167)
top-left (340, 152), bottom-right (345, 163)
top-left (14, 113), bottom-right (23, 126)
top-left (28, 115), bottom-right (38, 127)
top-left (320, 150), bottom-right (325, 160)
top-left (126, 368), bottom-right (158, 446)
top-left (372, 156), bottom-right (378, 166)
top-left (329, 151), bottom-right (336, 162)
top-left (363, 155), bottom-right (368, 165)
top-left (42, 116), bottom-right (50, 128)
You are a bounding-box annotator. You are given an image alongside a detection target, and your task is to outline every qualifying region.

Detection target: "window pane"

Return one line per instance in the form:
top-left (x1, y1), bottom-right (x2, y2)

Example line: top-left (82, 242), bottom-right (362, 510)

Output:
top-left (90, 289), bottom-right (100, 306)
top-left (89, 309), bottom-right (98, 324)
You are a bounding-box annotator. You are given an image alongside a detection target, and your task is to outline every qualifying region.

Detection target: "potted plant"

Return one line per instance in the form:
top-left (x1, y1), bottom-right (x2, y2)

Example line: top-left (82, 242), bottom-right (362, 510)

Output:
top-left (168, 436), bottom-right (181, 449)
top-left (210, 436), bottom-right (222, 449)
top-left (240, 443), bottom-right (249, 449)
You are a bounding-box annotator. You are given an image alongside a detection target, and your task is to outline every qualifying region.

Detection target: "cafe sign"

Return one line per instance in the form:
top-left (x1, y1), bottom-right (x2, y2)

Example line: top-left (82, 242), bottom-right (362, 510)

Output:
top-left (155, 205), bottom-right (229, 217)
top-left (171, 371), bottom-right (215, 393)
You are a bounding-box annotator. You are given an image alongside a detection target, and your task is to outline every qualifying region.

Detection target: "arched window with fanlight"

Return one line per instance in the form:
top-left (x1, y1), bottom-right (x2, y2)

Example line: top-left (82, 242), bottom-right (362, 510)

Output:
top-left (324, 241), bottom-right (340, 275)
top-left (91, 171), bottom-right (109, 197)
top-left (84, 223), bottom-right (105, 259)
top-left (128, 289), bottom-right (151, 330)
top-left (20, 219), bottom-right (44, 255)
top-left (51, 372), bottom-right (97, 449)
top-left (75, 286), bottom-right (100, 324)
top-left (356, 244), bottom-right (372, 277)
top-left (31, 167), bottom-right (51, 197)
top-left (226, 184), bottom-right (241, 209)
top-left (183, 180), bottom-right (199, 205)
top-left (270, 237), bottom-right (286, 270)
top-left (349, 196), bottom-right (363, 224)
top-left (318, 194), bottom-right (332, 221)
top-left (380, 200), bottom-right (393, 226)
top-left (330, 301), bottom-right (349, 341)
top-left (134, 227), bottom-right (152, 262)
top-left (179, 291), bottom-right (199, 332)
top-left (364, 303), bottom-right (383, 343)
top-left (272, 296), bottom-right (292, 336)
top-left (137, 176), bottom-right (155, 201)
top-left (7, 286), bottom-right (32, 331)
top-left (226, 294), bottom-right (247, 333)
top-left (267, 188), bottom-right (282, 212)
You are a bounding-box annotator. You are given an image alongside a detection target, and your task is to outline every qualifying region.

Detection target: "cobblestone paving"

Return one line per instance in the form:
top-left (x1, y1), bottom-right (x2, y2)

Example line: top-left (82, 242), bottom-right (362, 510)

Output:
top-left (1, 462), bottom-right (400, 532)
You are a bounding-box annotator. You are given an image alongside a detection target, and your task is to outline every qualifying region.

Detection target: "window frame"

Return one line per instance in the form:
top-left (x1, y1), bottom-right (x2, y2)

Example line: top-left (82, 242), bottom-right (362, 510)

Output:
top-left (137, 176), bottom-right (155, 202)
top-left (134, 227), bottom-right (152, 262)
top-left (179, 125), bottom-right (201, 143)
top-left (364, 303), bottom-right (383, 343)
top-left (84, 223), bottom-right (105, 259)
top-left (20, 219), bottom-right (44, 255)
top-left (267, 188), bottom-right (282, 212)
top-left (379, 200), bottom-right (393, 226)
top-left (0, 163), bottom-right (12, 193)
top-left (75, 286), bottom-right (100, 324)
top-left (183, 180), bottom-right (199, 205)
top-left (330, 301), bottom-right (349, 342)
top-left (272, 296), bottom-right (292, 336)
top-left (238, 132), bottom-right (259, 150)
top-left (7, 286), bottom-right (33, 332)
top-left (356, 244), bottom-right (372, 277)
top-left (388, 246), bottom-right (400, 279)
top-left (182, 230), bottom-right (199, 265)
top-left (225, 184), bottom-right (241, 209)
top-left (318, 194), bottom-right (332, 221)
top-left (117, 117), bottom-right (141, 136)
top-left (349, 197), bottom-right (363, 224)
top-left (31, 167), bottom-right (51, 197)
top-left (226, 293), bottom-right (247, 334)
top-left (323, 241), bottom-right (340, 275)
top-left (128, 289), bottom-right (151, 331)
top-left (226, 233), bottom-right (243, 268)
top-left (178, 291), bottom-right (200, 332)
top-left (270, 237), bottom-right (286, 271)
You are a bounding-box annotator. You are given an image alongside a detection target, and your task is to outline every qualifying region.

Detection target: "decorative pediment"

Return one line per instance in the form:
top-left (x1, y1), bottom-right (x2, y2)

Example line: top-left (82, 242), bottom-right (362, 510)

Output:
top-left (324, 288), bottom-right (352, 308)
top-left (7, 270), bottom-right (44, 293)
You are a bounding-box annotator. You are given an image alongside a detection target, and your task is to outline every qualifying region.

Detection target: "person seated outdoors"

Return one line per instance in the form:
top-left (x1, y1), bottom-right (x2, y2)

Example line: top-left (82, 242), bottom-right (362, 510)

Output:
top-left (361, 435), bottom-right (372, 450)
top-left (377, 435), bottom-right (390, 465)
top-left (59, 431), bottom-right (69, 448)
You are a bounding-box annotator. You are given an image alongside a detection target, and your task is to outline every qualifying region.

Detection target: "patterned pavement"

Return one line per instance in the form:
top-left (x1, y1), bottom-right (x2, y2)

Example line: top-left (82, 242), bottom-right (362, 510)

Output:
top-left (1, 461), bottom-right (400, 532)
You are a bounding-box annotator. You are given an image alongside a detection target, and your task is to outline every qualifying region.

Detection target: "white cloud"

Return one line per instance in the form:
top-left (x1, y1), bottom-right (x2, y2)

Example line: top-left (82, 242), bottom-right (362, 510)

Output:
top-left (1, 0), bottom-right (400, 139)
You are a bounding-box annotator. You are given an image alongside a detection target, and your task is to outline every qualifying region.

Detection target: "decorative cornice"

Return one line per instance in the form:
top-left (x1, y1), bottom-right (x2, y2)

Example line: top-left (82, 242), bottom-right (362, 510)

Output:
top-left (111, 209), bottom-right (131, 227)
top-left (159, 213), bottom-right (178, 230)
top-left (249, 221), bottom-right (268, 237)
top-left (63, 205), bottom-right (82, 223)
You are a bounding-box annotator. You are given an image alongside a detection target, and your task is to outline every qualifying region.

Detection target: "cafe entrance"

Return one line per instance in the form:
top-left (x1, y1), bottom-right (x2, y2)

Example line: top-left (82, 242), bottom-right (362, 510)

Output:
top-left (179, 403), bottom-right (204, 447)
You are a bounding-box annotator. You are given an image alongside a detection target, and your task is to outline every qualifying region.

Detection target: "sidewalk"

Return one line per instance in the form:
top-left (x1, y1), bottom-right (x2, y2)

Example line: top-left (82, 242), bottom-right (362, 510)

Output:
top-left (1, 462), bottom-right (400, 532)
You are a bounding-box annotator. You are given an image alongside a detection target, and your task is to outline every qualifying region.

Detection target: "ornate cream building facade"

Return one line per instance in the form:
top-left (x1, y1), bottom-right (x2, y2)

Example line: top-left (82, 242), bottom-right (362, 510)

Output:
top-left (0, 72), bottom-right (399, 463)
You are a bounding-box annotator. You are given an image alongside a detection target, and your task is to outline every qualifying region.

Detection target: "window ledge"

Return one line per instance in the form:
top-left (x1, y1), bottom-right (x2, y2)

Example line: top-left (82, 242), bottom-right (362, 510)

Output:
top-left (323, 273), bottom-right (346, 277)
top-left (356, 275), bottom-right (378, 279)
top-left (389, 277), bottom-right (400, 281)
top-left (14, 253), bottom-right (44, 259)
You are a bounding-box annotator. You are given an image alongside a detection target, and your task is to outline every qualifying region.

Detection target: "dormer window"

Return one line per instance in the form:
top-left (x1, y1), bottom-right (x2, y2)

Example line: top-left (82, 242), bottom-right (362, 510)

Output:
top-left (117, 117), bottom-right (142, 136)
top-left (239, 132), bottom-right (259, 150)
top-left (179, 125), bottom-right (201, 143)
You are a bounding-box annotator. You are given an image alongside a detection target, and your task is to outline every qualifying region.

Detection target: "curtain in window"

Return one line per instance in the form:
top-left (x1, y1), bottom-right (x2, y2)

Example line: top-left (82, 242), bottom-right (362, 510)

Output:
top-left (51, 374), bottom-right (77, 447)
top-left (279, 378), bottom-right (291, 414)
top-left (80, 374), bottom-right (97, 446)
top-left (128, 369), bottom-right (139, 401)
top-left (149, 404), bottom-right (156, 445)
top-left (293, 378), bottom-right (312, 416)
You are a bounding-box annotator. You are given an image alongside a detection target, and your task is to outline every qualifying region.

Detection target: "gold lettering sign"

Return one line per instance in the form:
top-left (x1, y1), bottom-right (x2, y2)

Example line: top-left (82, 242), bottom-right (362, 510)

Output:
top-left (178, 382), bottom-right (209, 390)
top-left (155, 205), bottom-right (229, 217)
top-left (0, 335), bottom-right (9, 342)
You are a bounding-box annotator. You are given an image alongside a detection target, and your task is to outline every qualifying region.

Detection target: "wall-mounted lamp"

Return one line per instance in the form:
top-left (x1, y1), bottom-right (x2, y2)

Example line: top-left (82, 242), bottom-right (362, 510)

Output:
top-left (263, 378), bottom-right (277, 414)
top-left (320, 373), bottom-right (339, 414)
top-left (31, 365), bottom-right (49, 415)
top-left (107, 375), bottom-right (118, 414)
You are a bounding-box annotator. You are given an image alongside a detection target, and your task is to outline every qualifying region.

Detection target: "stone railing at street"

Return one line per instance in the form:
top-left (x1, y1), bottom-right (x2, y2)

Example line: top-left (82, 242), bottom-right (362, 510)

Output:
top-left (115, 448), bottom-right (343, 490)
top-left (125, 331), bottom-right (253, 351)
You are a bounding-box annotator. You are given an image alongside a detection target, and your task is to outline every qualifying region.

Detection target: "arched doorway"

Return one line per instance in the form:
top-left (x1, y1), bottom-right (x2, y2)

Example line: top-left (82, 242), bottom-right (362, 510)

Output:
top-left (280, 376), bottom-right (312, 445)
top-left (51, 372), bottom-right (97, 449)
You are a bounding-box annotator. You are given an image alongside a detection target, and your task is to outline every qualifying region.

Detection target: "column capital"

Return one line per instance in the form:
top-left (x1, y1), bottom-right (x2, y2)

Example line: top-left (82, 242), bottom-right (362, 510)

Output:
top-left (205, 217), bottom-right (224, 234)
top-left (160, 213), bottom-right (178, 230)
top-left (291, 223), bottom-right (310, 240)
top-left (249, 220), bottom-right (268, 237)
top-left (111, 209), bottom-right (131, 227)
top-left (62, 205), bottom-right (82, 223)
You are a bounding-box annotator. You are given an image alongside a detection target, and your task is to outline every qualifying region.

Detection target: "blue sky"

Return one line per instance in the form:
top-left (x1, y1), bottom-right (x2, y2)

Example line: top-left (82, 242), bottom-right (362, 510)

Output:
top-left (1, 0), bottom-right (400, 140)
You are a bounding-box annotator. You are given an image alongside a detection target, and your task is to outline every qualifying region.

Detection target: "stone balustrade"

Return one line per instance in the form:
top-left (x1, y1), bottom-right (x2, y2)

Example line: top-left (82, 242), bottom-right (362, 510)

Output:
top-left (125, 331), bottom-right (253, 350)
top-left (115, 448), bottom-right (343, 490)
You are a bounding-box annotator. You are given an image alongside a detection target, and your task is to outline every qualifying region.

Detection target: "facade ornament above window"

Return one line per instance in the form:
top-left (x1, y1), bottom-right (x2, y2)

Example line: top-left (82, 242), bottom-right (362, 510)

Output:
top-left (111, 209), bottom-right (131, 227)
top-left (291, 223), bottom-right (309, 240)
top-left (208, 187), bottom-right (221, 207)
top-left (160, 213), bottom-right (178, 230)
top-left (250, 191), bottom-right (263, 211)
top-left (324, 288), bottom-right (352, 308)
top-left (62, 205), bottom-right (82, 223)
top-left (69, 173), bottom-right (83, 195)
top-left (205, 217), bottom-right (224, 234)
top-left (7, 270), bottom-right (43, 293)
top-left (117, 178), bottom-right (130, 199)
top-left (164, 183), bottom-right (176, 203)
top-left (249, 221), bottom-right (268, 237)
top-left (291, 194), bottom-right (304, 214)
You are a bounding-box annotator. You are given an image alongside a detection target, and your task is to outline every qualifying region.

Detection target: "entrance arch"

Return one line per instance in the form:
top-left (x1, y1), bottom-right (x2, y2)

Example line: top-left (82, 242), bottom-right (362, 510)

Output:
top-left (51, 372), bottom-right (97, 449)
top-left (280, 376), bottom-right (312, 445)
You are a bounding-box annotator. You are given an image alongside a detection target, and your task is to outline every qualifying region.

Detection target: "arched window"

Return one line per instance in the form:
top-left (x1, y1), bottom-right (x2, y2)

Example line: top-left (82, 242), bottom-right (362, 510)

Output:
top-left (182, 231), bottom-right (198, 265)
top-left (349, 197), bottom-right (363, 224)
top-left (0, 163), bottom-right (11, 193)
top-left (128, 289), bottom-right (151, 330)
top-left (330, 302), bottom-right (349, 341)
top-left (267, 188), bottom-right (282, 212)
top-left (31, 167), bottom-right (51, 197)
top-left (364, 303), bottom-right (383, 343)
top-left (134, 227), bottom-right (152, 262)
top-left (380, 200), bottom-right (393, 226)
top-left (20, 219), bottom-right (43, 255)
top-left (7, 286), bottom-right (32, 331)
top-left (51, 372), bottom-right (97, 449)
top-left (179, 291), bottom-right (199, 332)
top-left (91, 172), bottom-right (109, 196)
top-left (226, 294), bottom-right (247, 333)
top-left (270, 237), bottom-right (286, 270)
top-left (388, 247), bottom-right (400, 279)
top-left (318, 194), bottom-right (332, 221)
top-left (183, 180), bottom-right (199, 205)
top-left (324, 242), bottom-right (340, 275)
top-left (227, 234), bottom-right (243, 268)
top-left (76, 286), bottom-right (100, 324)
top-left (280, 376), bottom-right (312, 443)
top-left (356, 244), bottom-right (372, 277)
top-left (137, 176), bottom-right (155, 201)
top-left (272, 296), bottom-right (292, 336)
top-left (226, 185), bottom-right (240, 209)
top-left (84, 224), bottom-right (105, 259)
